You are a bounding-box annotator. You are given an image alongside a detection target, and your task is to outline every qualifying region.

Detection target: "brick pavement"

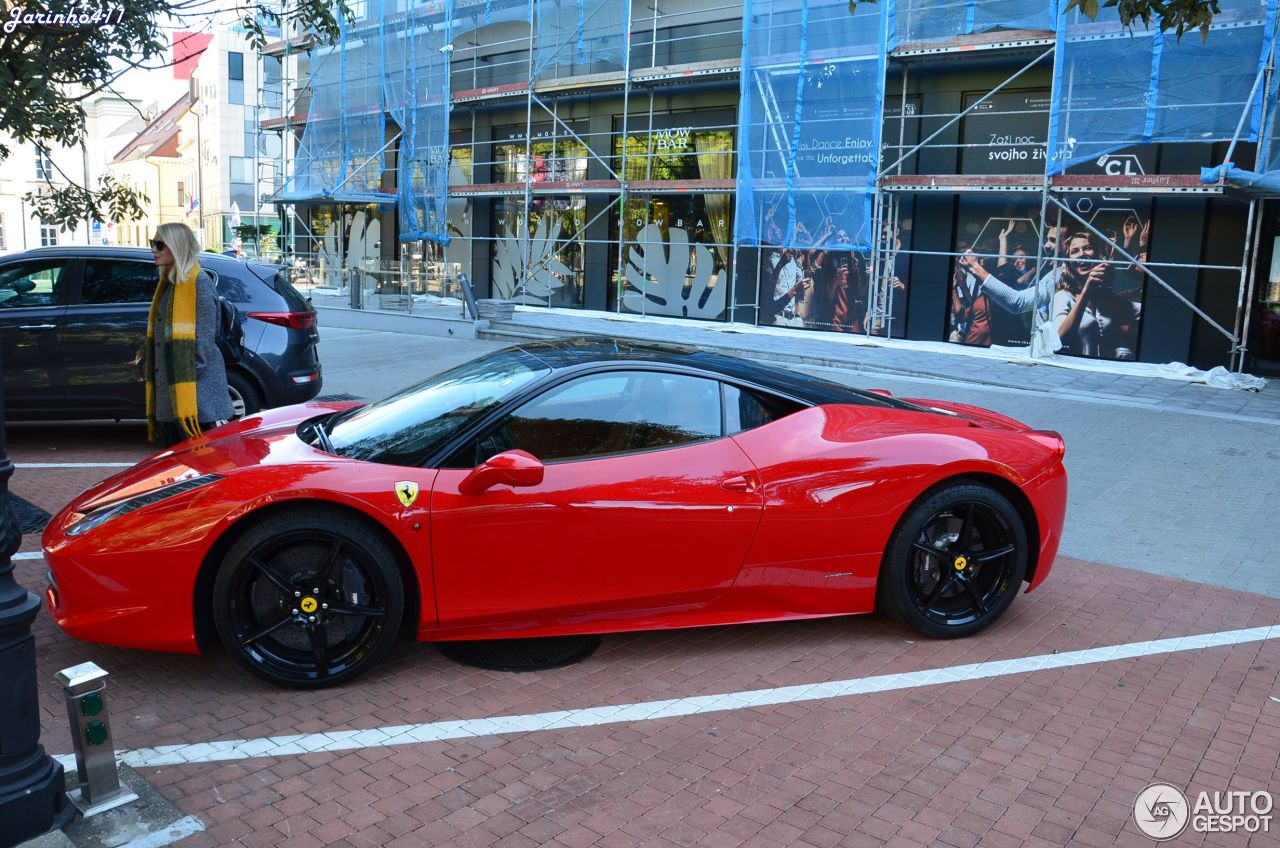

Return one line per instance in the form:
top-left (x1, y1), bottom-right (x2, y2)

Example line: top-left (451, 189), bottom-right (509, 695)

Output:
top-left (10, 440), bottom-right (1280, 847)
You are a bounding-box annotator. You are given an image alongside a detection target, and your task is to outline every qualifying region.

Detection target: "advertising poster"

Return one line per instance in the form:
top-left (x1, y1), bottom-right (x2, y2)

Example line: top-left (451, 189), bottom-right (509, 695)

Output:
top-left (757, 98), bottom-right (918, 337)
top-left (947, 91), bottom-right (1151, 361)
top-left (947, 194), bottom-right (1152, 359)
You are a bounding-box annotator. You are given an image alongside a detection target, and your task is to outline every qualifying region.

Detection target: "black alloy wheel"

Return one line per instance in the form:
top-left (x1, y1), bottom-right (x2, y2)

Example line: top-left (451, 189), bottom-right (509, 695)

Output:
top-left (213, 509), bottom-right (404, 687)
top-left (878, 482), bottom-right (1028, 638)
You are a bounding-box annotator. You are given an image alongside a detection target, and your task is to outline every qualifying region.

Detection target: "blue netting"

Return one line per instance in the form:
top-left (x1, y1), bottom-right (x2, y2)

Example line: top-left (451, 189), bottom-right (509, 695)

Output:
top-left (382, 0), bottom-right (454, 243)
top-left (533, 0), bottom-right (627, 79)
top-left (282, 45), bottom-right (342, 200)
top-left (896, 0), bottom-right (1055, 43)
top-left (734, 0), bottom-right (892, 250)
top-left (453, 0), bottom-right (529, 40)
top-left (335, 9), bottom-right (388, 203)
top-left (1049, 0), bottom-right (1277, 173)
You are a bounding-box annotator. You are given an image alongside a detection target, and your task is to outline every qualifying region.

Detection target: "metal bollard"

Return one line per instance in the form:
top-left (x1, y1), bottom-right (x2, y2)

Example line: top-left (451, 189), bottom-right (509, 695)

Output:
top-left (55, 662), bottom-right (138, 816)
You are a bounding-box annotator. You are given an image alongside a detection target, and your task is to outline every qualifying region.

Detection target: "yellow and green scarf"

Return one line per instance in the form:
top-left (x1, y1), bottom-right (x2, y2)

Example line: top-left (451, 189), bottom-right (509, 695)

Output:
top-left (145, 263), bottom-right (202, 443)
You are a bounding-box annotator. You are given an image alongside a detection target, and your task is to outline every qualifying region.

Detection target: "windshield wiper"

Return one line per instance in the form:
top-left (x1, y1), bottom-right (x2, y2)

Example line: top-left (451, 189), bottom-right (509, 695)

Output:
top-left (307, 417), bottom-right (336, 455)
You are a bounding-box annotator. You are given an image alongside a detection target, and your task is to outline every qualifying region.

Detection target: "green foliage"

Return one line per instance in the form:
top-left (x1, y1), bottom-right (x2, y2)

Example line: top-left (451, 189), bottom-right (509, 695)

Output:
top-left (23, 174), bottom-right (148, 229)
top-left (0, 1), bottom-right (350, 229)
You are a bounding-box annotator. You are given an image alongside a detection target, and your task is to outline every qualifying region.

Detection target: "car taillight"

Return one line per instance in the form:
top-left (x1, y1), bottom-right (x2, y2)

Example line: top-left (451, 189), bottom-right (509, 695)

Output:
top-left (1027, 430), bottom-right (1066, 459)
top-left (248, 311), bottom-right (315, 330)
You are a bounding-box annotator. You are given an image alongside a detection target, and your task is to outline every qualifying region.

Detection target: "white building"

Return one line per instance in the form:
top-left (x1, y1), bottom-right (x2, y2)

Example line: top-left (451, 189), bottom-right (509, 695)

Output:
top-left (0, 94), bottom-right (146, 254)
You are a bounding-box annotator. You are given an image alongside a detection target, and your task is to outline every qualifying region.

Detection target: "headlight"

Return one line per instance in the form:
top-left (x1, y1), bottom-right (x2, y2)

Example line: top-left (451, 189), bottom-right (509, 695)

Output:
top-left (66, 474), bottom-right (223, 537)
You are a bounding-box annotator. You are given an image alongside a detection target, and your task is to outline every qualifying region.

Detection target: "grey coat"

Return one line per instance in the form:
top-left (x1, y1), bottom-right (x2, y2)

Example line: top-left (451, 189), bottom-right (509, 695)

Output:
top-left (152, 269), bottom-right (236, 424)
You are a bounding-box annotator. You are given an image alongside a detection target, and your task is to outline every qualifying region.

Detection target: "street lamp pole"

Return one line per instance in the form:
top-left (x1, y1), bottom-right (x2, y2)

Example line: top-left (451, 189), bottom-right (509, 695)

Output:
top-left (0, 347), bottom-right (67, 846)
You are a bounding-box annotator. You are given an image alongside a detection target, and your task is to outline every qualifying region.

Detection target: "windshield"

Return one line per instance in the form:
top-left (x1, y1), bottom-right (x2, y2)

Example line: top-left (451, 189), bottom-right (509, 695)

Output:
top-left (323, 349), bottom-right (550, 466)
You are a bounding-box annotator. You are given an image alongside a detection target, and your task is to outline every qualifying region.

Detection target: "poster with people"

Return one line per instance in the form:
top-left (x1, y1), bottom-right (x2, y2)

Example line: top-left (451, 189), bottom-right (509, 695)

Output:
top-left (948, 196), bottom-right (1151, 360)
top-left (757, 220), bottom-right (875, 333)
top-left (757, 211), bottom-right (914, 337)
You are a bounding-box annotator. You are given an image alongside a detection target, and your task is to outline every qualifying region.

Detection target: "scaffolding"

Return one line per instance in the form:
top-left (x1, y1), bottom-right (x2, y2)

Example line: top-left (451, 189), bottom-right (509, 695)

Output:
top-left (262, 0), bottom-right (1278, 370)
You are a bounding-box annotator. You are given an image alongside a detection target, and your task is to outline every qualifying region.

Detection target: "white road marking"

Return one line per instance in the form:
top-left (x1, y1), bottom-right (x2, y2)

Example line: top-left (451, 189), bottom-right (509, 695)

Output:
top-left (13, 552), bottom-right (44, 560)
top-left (18, 462), bottom-right (135, 468)
top-left (119, 816), bottom-right (206, 848)
top-left (58, 625), bottom-right (1279, 769)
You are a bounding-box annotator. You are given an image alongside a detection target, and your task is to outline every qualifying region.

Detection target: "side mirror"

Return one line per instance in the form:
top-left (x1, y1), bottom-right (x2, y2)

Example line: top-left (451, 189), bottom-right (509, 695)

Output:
top-left (458, 449), bottom-right (544, 496)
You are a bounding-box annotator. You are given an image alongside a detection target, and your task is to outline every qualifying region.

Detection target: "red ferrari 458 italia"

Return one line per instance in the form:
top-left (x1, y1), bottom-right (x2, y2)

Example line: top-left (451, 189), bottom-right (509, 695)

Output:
top-left (44, 339), bottom-right (1067, 687)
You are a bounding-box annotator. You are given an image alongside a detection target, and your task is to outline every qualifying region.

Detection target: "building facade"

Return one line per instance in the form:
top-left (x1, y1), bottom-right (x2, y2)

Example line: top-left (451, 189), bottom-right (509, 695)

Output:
top-left (269, 0), bottom-right (1280, 376)
top-left (0, 94), bottom-right (145, 254)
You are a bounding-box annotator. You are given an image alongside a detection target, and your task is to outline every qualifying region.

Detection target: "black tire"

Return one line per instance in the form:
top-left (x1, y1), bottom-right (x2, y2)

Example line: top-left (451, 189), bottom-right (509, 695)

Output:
top-left (877, 482), bottom-right (1028, 639)
top-left (212, 508), bottom-right (404, 688)
top-left (226, 370), bottom-right (261, 419)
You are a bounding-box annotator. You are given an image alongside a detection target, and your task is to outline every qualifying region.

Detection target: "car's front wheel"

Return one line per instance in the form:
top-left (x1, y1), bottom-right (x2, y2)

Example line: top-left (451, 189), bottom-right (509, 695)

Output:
top-left (212, 509), bottom-right (404, 688)
top-left (878, 482), bottom-right (1028, 638)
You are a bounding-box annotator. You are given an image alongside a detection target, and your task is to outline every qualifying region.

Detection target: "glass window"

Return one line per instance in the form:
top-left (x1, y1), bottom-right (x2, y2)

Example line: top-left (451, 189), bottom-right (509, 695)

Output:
top-left (490, 195), bottom-right (585, 308)
top-left (230, 157), bottom-right (253, 183)
top-left (228, 52), bottom-right (244, 81)
top-left (463, 371), bottom-right (723, 466)
top-left (491, 126), bottom-right (588, 183)
top-left (230, 183), bottom-right (255, 211)
top-left (34, 146), bottom-right (52, 180)
top-left (80, 260), bottom-right (157, 304)
top-left (323, 348), bottom-right (551, 467)
top-left (39, 219), bottom-right (58, 247)
top-left (613, 124), bottom-right (735, 183)
top-left (723, 384), bottom-right (804, 434)
top-left (608, 194), bottom-right (733, 317)
top-left (0, 259), bottom-right (67, 308)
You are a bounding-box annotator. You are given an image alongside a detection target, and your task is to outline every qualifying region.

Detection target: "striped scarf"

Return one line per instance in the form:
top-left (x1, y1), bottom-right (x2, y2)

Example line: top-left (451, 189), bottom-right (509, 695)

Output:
top-left (146, 263), bottom-right (202, 443)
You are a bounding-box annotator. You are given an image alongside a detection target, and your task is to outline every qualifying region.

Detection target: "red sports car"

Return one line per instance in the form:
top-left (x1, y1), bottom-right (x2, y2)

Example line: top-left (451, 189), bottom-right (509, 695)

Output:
top-left (44, 339), bottom-right (1067, 688)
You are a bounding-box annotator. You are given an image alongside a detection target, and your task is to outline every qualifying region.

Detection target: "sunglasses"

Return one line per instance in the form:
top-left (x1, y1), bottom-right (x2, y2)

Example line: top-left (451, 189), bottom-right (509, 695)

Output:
top-left (151, 240), bottom-right (167, 251)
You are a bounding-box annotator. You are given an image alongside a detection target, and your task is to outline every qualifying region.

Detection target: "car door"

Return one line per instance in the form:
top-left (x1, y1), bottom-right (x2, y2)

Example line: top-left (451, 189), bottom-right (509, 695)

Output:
top-left (0, 257), bottom-right (75, 415)
top-left (430, 370), bottom-right (765, 628)
top-left (59, 257), bottom-right (159, 415)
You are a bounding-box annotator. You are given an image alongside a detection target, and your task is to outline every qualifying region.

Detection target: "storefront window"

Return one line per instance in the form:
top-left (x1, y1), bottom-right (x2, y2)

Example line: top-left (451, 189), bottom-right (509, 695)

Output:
top-left (444, 145), bottom-right (474, 289)
top-left (492, 128), bottom-right (588, 183)
top-left (293, 204), bottom-right (384, 294)
top-left (612, 124), bottom-right (735, 184)
top-left (490, 195), bottom-right (585, 308)
top-left (609, 194), bottom-right (731, 320)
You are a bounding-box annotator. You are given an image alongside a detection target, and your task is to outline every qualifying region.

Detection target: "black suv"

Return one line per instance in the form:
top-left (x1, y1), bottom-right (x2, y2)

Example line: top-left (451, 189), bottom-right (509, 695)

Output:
top-left (0, 246), bottom-right (321, 421)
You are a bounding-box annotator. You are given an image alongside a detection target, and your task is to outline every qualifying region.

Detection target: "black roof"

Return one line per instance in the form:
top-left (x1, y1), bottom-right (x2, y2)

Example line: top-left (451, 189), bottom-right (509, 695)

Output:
top-left (514, 336), bottom-right (921, 410)
top-left (1, 246), bottom-right (280, 278)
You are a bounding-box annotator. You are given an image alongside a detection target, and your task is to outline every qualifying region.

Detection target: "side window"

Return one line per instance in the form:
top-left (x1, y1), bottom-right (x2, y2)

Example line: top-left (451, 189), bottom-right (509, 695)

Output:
top-left (81, 260), bottom-right (157, 304)
top-left (462, 371), bottom-right (723, 465)
top-left (723, 384), bottom-right (805, 434)
top-left (0, 259), bottom-right (68, 308)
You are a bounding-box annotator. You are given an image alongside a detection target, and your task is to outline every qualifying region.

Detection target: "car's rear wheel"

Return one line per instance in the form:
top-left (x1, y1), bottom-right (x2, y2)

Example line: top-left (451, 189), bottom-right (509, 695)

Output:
top-left (878, 482), bottom-right (1028, 638)
top-left (212, 509), bottom-right (404, 688)
top-left (227, 370), bottom-right (261, 419)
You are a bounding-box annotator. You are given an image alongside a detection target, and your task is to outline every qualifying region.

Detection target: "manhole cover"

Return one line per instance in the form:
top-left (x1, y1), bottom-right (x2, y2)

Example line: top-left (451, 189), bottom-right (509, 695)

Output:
top-left (6, 493), bottom-right (51, 534)
top-left (437, 635), bottom-right (601, 671)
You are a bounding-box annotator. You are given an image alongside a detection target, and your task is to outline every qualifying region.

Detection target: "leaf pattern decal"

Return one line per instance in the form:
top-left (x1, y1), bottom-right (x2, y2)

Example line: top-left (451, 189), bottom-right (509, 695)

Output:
top-left (622, 224), bottom-right (725, 320)
top-left (491, 214), bottom-right (573, 301)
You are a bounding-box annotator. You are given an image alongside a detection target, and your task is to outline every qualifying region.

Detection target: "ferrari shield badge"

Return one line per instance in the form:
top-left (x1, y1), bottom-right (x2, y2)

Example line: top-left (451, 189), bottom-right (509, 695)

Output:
top-left (395, 481), bottom-right (419, 508)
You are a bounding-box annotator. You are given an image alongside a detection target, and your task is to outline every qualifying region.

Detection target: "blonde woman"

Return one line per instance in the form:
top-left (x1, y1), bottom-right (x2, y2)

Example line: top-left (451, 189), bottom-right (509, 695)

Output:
top-left (147, 222), bottom-right (234, 445)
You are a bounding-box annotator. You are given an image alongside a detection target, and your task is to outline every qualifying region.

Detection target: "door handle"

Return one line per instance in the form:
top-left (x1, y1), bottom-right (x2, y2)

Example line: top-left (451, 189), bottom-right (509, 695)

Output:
top-left (17, 324), bottom-right (56, 330)
top-left (721, 474), bottom-right (756, 493)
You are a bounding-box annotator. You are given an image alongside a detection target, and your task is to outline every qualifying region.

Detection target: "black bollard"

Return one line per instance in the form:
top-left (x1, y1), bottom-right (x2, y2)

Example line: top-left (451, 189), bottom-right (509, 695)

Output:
top-left (0, 369), bottom-right (67, 845)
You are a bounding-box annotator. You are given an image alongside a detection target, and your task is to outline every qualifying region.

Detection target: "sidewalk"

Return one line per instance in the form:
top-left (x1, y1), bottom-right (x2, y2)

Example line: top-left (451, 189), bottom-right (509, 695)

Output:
top-left (310, 292), bottom-right (1280, 423)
